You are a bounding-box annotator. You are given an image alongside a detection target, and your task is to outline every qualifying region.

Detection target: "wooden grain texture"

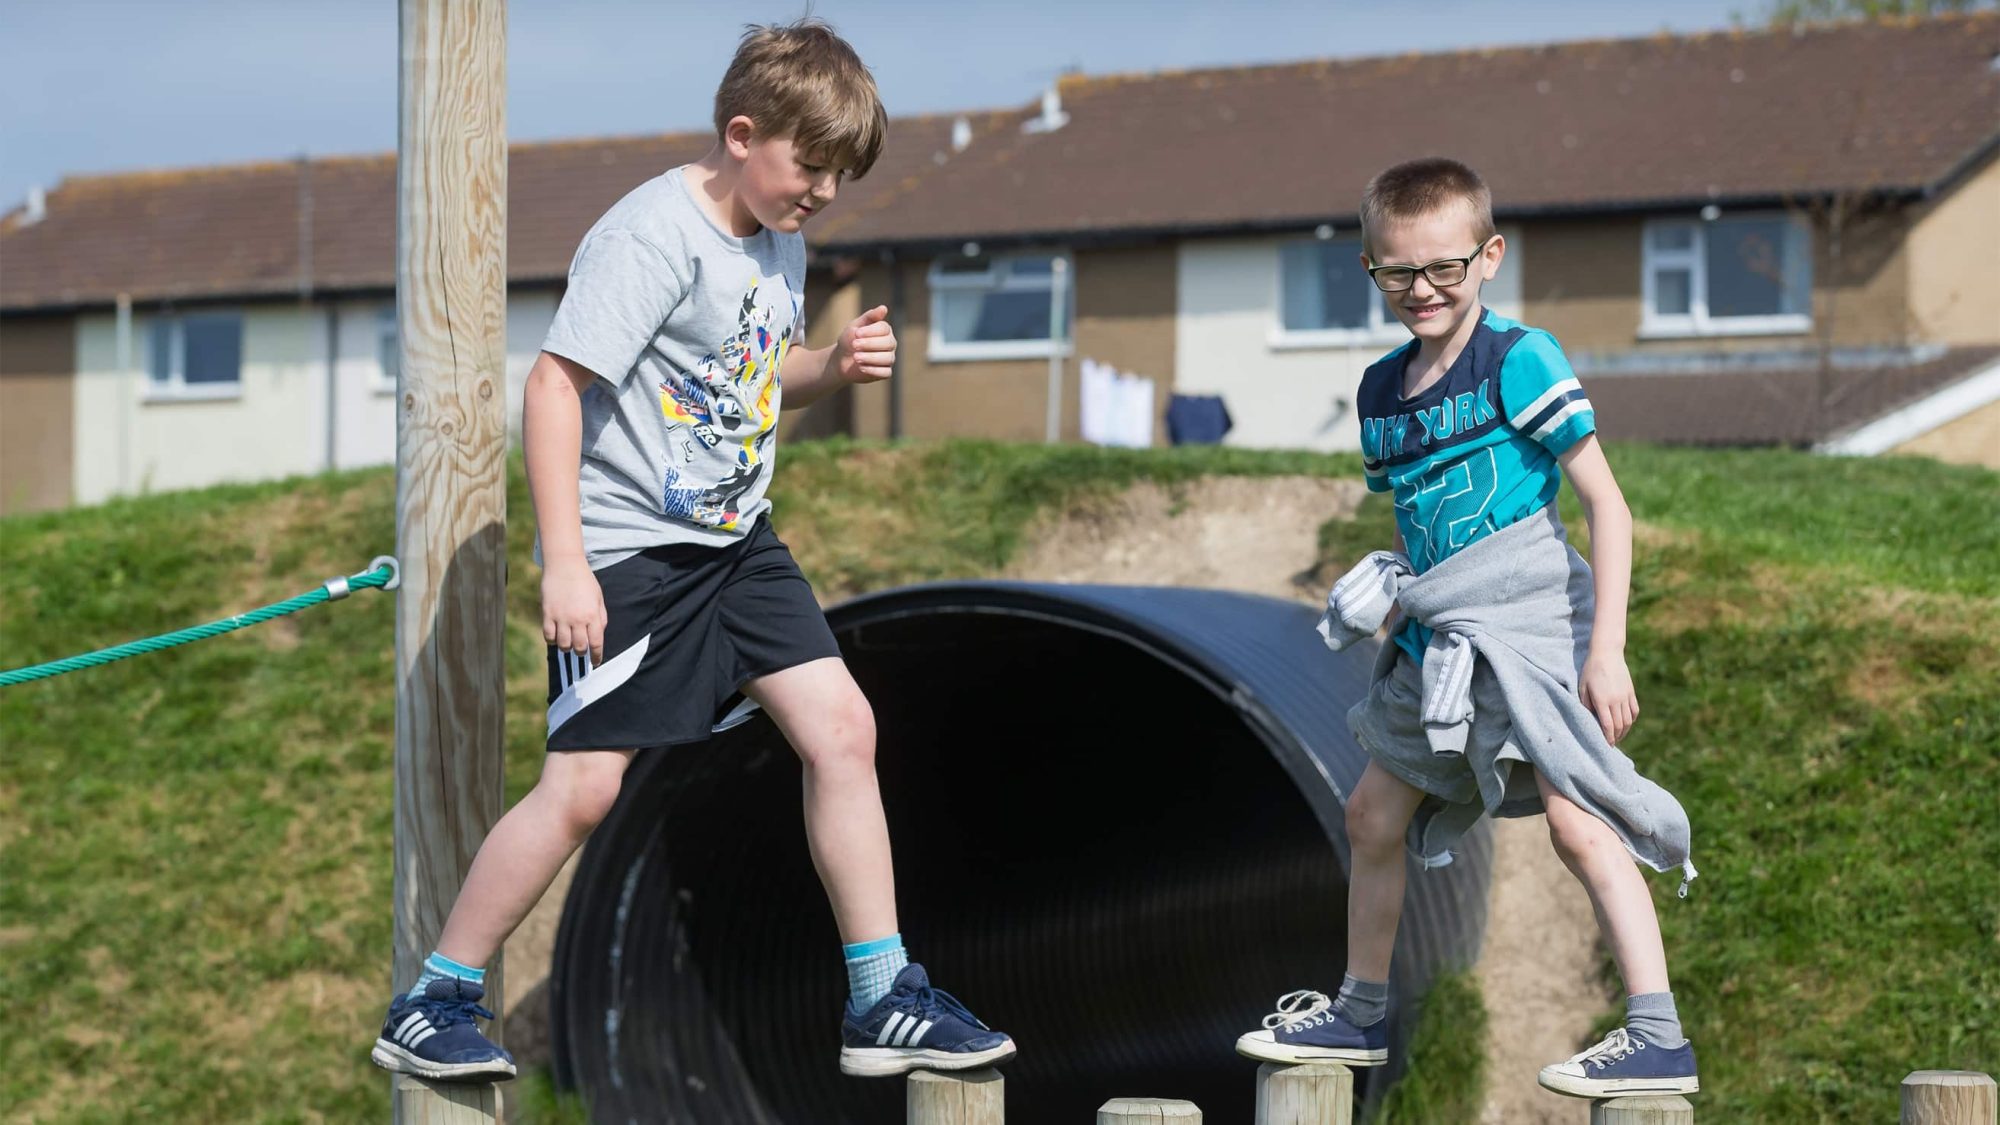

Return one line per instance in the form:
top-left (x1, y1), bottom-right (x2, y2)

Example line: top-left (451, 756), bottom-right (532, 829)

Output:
top-left (1902, 1071), bottom-right (1998, 1125)
top-left (1590, 1095), bottom-right (1695, 1124)
top-left (1255, 1062), bottom-right (1353, 1125)
top-left (906, 1069), bottom-right (1005, 1125)
top-left (392, 1), bottom-right (507, 1122)
top-left (1099, 1096), bottom-right (1204, 1122)
top-left (392, 1076), bottom-right (501, 1123)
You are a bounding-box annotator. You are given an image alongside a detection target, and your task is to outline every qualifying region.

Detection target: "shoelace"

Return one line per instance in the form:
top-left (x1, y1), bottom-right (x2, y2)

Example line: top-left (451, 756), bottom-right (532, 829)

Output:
top-left (908, 984), bottom-right (990, 1031)
top-left (1260, 989), bottom-right (1334, 1031)
top-left (1567, 1027), bottom-right (1645, 1070)
top-left (410, 993), bottom-right (496, 1031)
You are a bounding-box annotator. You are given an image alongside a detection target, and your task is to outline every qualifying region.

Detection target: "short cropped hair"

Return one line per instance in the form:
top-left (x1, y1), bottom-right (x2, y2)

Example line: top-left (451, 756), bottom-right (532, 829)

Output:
top-left (713, 19), bottom-right (888, 179)
top-left (1360, 158), bottom-right (1496, 252)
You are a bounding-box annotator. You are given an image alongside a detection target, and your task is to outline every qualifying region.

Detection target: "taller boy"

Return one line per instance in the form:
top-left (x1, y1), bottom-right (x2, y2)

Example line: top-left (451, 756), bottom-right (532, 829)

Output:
top-left (370, 20), bottom-right (1014, 1082)
top-left (1234, 159), bottom-right (1699, 1099)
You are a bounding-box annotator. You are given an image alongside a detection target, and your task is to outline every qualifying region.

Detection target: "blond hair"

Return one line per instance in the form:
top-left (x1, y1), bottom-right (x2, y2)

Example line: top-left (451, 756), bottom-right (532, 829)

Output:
top-left (1360, 158), bottom-right (1495, 252)
top-left (713, 19), bottom-right (887, 179)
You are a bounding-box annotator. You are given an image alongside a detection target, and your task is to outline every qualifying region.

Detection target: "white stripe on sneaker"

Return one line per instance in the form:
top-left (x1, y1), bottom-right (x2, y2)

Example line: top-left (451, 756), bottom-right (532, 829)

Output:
top-left (394, 1013), bottom-right (427, 1044)
top-left (877, 1012), bottom-right (906, 1046)
top-left (909, 1019), bottom-right (934, 1046)
top-left (406, 1026), bottom-right (438, 1049)
top-left (893, 1019), bottom-right (918, 1047)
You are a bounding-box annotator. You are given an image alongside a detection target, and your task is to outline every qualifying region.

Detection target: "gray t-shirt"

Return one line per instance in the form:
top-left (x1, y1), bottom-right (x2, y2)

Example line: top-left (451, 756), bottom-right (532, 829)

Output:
top-left (542, 166), bottom-right (806, 569)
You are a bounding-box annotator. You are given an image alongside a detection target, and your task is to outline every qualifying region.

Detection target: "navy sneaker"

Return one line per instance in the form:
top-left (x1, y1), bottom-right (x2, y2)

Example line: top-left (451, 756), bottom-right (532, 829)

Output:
top-left (838, 963), bottom-right (1016, 1076)
top-left (370, 979), bottom-right (517, 1082)
top-left (1235, 989), bottom-right (1389, 1066)
top-left (1538, 1027), bottom-right (1699, 1098)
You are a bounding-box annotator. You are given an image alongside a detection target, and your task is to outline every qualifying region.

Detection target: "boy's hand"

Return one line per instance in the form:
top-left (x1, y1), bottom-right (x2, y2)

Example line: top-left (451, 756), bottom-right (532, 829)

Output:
top-left (835, 305), bottom-right (896, 384)
top-left (1580, 649), bottom-right (1639, 745)
top-left (542, 558), bottom-right (607, 665)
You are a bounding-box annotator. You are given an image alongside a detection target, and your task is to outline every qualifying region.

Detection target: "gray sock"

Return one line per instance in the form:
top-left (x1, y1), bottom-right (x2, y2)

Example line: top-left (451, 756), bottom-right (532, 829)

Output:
top-left (1335, 973), bottom-right (1389, 1028)
top-left (1626, 991), bottom-right (1684, 1047)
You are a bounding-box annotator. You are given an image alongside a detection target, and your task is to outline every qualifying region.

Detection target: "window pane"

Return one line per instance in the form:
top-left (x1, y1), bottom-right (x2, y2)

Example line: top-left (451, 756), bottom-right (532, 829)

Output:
top-left (1653, 268), bottom-right (1692, 316)
top-left (938, 289), bottom-right (1054, 343)
top-left (378, 307), bottom-right (400, 383)
top-left (1649, 223), bottom-right (1695, 252)
top-left (181, 314), bottom-right (242, 384)
top-left (1004, 255), bottom-right (1055, 279)
top-left (936, 255), bottom-right (990, 275)
top-left (1705, 217), bottom-right (1806, 318)
top-left (1280, 240), bottom-right (1369, 331)
top-left (149, 321), bottom-right (173, 383)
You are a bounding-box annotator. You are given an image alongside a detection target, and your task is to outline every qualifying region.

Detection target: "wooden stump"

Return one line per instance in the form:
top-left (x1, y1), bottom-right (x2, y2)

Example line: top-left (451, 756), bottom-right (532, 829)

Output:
top-left (1255, 1062), bottom-right (1353, 1125)
top-left (392, 1076), bottom-right (500, 1123)
top-left (907, 1068), bottom-right (1005, 1125)
top-left (1902, 1071), bottom-right (1998, 1125)
top-left (1591, 1095), bottom-right (1695, 1124)
top-left (1099, 1096), bottom-right (1203, 1123)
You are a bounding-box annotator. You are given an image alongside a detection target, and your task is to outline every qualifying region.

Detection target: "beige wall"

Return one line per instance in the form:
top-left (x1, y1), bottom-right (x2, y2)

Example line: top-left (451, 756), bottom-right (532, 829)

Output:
top-left (1905, 149), bottom-right (2000, 346)
top-left (1890, 398), bottom-right (2000, 468)
top-left (847, 246), bottom-right (1178, 442)
top-left (0, 315), bottom-right (76, 514)
top-left (1522, 209), bottom-right (1913, 354)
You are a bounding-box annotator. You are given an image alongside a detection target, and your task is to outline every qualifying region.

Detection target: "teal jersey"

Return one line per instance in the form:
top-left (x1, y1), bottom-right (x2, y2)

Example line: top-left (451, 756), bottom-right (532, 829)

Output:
top-left (1356, 309), bottom-right (1597, 662)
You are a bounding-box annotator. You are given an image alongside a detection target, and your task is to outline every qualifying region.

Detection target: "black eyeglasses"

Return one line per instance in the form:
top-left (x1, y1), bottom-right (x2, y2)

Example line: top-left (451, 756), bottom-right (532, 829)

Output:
top-left (1365, 237), bottom-right (1495, 293)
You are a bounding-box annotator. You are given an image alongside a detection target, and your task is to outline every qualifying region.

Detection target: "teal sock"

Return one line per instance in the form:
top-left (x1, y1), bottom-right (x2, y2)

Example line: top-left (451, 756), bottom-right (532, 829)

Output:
top-left (407, 951), bottom-right (484, 999)
top-left (843, 934), bottom-right (907, 1012)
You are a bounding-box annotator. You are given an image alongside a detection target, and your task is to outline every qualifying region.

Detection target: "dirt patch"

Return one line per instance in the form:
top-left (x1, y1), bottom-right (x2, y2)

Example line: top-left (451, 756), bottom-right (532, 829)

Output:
top-left (1007, 476), bottom-right (1363, 600)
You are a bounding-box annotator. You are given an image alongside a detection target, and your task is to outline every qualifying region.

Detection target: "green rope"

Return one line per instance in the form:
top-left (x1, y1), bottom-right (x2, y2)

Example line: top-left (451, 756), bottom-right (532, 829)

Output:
top-left (0, 559), bottom-right (399, 688)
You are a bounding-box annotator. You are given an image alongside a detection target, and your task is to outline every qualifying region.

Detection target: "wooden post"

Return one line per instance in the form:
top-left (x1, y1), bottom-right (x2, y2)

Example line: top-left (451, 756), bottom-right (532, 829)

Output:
top-left (1902, 1071), bottom-right (1998, 1125)
top-left (906, 1069), bottom-right (1004, 1125)
top-left (392, 0), bottom-right (508, 1123)
top-left (1591, 1095), bottom-right (1695, 1124)
top-left (1099, 1097), bottom-right (1203, 1123)
top-left (393, 1076), bottom-right (501, 1123)
top-left (1255, 1062), bottom-right (1352, 1125)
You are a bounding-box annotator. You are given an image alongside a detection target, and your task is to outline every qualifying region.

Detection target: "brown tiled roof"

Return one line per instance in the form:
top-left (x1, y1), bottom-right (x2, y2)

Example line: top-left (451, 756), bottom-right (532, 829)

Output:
top-left (817, 13), bottom-right (2000, 249)
top-left (1585, 346), bottom-right (2000, 447)
top-left (0, 112), bottom-right (983, 312)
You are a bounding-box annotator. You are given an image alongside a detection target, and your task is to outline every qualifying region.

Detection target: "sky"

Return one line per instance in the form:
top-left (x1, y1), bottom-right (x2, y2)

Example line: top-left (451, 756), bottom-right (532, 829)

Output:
top-left (0, 0), bottom-right (1753, 210)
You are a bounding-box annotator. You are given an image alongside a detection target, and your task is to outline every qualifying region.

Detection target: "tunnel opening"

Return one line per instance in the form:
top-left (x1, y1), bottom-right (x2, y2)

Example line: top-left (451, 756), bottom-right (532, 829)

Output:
top-left (550, 584), bottom-right (1489, 1124)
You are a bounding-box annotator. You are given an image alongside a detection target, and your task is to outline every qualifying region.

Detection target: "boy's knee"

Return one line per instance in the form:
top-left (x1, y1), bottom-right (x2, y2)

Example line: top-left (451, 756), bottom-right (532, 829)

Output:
top-left (1345, 791), bottom-right (1404, 859)
top-left (802, 696), bottom-right (876, 772)
top-left (545, 757), bottom-right (628, 836)
top-left (1545, 802), bottom-right (1615, 865)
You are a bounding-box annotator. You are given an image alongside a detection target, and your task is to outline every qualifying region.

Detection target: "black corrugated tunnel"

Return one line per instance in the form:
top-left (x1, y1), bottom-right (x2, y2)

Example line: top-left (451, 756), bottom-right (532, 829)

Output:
top-left (549, 582), bottom-right (1492, 1124)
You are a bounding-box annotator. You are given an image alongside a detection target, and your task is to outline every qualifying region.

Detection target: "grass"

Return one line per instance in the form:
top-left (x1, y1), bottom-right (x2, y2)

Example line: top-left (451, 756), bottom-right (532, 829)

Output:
top-left (1370, 971), bottom-right (1489, 1124)
top-left (1, 439), bottom-right (1993, 1122)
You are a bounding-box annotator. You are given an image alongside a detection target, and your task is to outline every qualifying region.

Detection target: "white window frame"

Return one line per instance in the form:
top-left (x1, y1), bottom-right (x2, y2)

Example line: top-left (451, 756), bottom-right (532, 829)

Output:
top-left (145, 311), bottom-right (244, 401)
top-left (927, 250), bottom-right (1074, 362)
top-left (1269, 236), bottom-right (1407, 351)
top-left (1641, 213), bottom-right (1813, 339)
top-left (374, 304), bottom-right (400, 394)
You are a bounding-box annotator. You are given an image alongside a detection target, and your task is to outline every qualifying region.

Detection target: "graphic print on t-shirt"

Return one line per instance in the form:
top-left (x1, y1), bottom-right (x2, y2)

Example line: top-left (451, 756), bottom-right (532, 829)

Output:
top-left (657, 275), bottom-right (799, 530)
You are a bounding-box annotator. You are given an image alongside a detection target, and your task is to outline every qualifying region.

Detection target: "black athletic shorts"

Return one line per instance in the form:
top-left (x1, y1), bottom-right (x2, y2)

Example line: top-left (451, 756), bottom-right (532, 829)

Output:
top-left (544, 520), bottom-right (841, 752)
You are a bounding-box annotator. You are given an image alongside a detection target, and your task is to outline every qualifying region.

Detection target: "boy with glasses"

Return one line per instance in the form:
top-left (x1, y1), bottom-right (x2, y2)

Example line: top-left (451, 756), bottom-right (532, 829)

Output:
top-left (1234, 158), bottom-right (1700, 1101)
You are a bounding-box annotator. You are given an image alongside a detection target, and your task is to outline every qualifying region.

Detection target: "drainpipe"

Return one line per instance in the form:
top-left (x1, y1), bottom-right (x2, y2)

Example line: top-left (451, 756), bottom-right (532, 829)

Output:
top-left (885, 248), bottom-right (904, 441)
top-left (115, 293), bottom-right (131, 495)
top-left (1045, 257), bottom-right (1068, 444)
top-left (325, 304), bottom-right (340, 472)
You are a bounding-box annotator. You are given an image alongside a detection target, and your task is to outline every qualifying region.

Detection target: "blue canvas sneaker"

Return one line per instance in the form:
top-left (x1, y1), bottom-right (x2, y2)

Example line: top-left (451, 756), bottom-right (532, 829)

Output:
top-left (838, 963), bottom-right (1015, 1076)
top-left (1235, 989), bottom-right (1389, 1066)
top-left (1538, 1027), bottom-right (1699, 1097)
top-left (370, 978), bottom-right (517, 1082)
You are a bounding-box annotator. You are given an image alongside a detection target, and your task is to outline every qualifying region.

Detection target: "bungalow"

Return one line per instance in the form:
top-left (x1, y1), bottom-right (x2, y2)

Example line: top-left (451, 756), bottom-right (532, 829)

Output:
top-left (809, 14), bottom-right (2000, 461)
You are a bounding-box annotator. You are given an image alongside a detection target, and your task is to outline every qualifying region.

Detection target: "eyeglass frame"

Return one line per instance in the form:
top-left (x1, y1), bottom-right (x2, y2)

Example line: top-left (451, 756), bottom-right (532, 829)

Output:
top-left (1364, 236), bottom-right (1498, 293)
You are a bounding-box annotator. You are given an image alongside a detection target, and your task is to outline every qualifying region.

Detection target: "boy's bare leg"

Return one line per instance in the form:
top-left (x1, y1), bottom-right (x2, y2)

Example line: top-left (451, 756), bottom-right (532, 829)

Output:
top-left (1533, 769), bottom-right (1670, 995)
top-left (1343, 761), bottom-right (1429, 981)
top-left (744, 656), bottom-right (899, 944)
top-left (434, 747), bottom-right (636, 967)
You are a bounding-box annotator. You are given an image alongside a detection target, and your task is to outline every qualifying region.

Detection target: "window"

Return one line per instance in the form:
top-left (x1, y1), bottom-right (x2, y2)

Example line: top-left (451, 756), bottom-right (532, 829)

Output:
top-left (376, 305), bottom-right (400, 392)
top-left (1274, 237), bottom-right (1401, 347)
top-left (928, 251), bottom-right (1072, 361)
top-left (1643, 214), bottom-right (1811, 337)
top-left (148, 312), bottom-right (243, 397)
